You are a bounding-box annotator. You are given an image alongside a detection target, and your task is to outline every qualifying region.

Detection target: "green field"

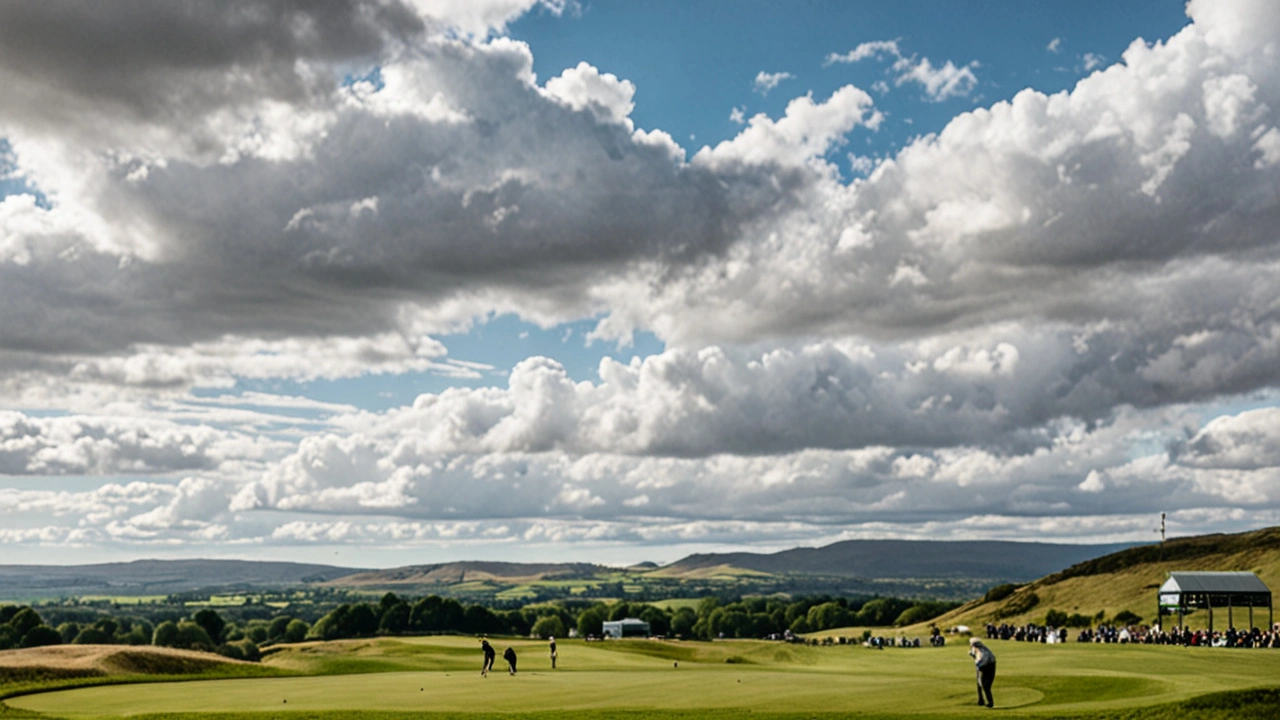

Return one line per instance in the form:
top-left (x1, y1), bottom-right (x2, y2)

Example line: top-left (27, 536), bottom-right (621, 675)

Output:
top-left (7, 636), bottom-right (1280, 720)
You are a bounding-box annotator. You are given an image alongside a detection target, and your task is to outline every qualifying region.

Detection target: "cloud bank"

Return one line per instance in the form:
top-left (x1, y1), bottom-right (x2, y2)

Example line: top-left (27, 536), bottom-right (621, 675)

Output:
top-left (1, 0), bottom-right (1280, 558)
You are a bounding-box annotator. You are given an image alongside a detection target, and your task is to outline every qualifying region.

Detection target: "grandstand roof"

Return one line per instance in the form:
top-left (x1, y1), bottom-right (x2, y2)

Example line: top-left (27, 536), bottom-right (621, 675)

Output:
top-left (1160, 571), bottom-right (1270, 595)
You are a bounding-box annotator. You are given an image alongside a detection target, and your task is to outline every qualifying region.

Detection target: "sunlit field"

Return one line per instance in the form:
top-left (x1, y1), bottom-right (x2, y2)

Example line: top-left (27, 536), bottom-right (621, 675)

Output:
top-left (7, 635), bottom-right (1280, 720)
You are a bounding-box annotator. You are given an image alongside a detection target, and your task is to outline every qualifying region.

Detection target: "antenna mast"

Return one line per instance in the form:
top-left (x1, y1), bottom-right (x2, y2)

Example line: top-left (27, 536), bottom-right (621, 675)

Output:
top-left (1158, 512), bottom-right (1165, 562)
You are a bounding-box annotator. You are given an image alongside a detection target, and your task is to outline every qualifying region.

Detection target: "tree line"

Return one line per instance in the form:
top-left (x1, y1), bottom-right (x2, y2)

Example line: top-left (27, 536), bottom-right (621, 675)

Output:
top-left (0, 592), bottom-right (962, 659)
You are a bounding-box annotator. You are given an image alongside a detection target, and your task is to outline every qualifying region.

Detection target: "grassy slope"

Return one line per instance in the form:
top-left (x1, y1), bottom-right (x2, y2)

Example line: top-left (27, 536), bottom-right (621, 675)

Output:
top-left (9, 635), bottom-right (1280, 719)
top-left (0, 645), bottom-right (283, 706)
top-left (918, 527), bottom-right (1280, 631)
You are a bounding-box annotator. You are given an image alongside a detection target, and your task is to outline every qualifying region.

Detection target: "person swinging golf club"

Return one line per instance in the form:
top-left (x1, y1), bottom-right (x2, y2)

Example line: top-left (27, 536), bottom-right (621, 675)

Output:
top-left (480, 638), bottom-right (496, 677)
top-left (968, 637), bottom-right (996, 707)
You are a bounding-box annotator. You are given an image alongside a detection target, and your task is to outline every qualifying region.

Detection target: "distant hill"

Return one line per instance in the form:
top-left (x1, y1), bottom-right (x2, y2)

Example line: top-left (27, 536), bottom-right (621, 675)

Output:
top-left (330, 561), bottom-right (605, 587)
top-left (0, 559), bottom-right (365, 599)
top-left (920, 526), bottom-right (1280, 631)
top-left (652, 539), bottom-right (1134, 582)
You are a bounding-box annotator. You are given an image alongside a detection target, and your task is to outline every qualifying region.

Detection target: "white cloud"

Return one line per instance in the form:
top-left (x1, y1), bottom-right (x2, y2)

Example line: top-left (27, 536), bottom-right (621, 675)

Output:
top-left (1082, 52), bottom-right (1106, 71)
top-left (0, 411), bottom-right (285, 475)
top-left (825, 40), bottom-right (902, 66)
top-left (823, 39), bottom-right (978, 101)
top-left (1047, 37), bottom-right (1063, 54)
top-left (1, 0), bottom-right (1280, 554)
top-left (753, 71), bottom-right (795, 95)
top-left (892, 56), bottom-right (979, 102)
top-left (544, 62), bottom-right (636, 125)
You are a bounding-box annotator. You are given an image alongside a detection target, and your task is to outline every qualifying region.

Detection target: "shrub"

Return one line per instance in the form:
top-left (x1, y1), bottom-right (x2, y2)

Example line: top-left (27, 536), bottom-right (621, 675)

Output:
top-left (1044, 609), bottom-right (1069, 627)
top-left (983, 584), bottom-right (1019, 603)
top-left (1113, 609), bottom-right (1143, 626)
top-left (993, 592), bottom-right (1039, 620)
top-left (1065, 613), bottom-right (1093, 628)
top-left (894, 601), bottom-right (962, 627)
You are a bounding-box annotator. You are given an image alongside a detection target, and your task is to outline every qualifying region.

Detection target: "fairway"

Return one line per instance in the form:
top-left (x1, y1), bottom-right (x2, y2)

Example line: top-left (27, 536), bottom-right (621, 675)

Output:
top-left (10, 637), bottom-right (1280, 718)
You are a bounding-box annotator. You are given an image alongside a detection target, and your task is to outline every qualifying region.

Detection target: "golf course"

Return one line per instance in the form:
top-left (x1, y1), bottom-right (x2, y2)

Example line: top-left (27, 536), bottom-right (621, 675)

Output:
top-left (5, 635), bottom-right (1280, 720)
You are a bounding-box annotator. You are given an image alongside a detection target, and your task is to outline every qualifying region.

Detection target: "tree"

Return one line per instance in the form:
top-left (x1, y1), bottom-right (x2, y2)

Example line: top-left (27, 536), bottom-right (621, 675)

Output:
top-left (9, 608), bottom-right (43, 637)
top-left (670, 608), bottom-right (697, 638)
top-left (283, 619), bottom-right (309, 643)
top-left (57, 622), bottom-right (81, 644)
top-left (638, 606), bottom-right (670, 636)
top-left (410, 596), bottom-right (443, 632)
top-left (577, 605), bottom-right (607, 638)
top-left (72, 627), bottom-right (112, 644)
top-left (20, 625), bottom-right (62, 648)
top-left (379, 601), bottom-right (411, 635)
top-left (461, 604), bottom-right (502, 635)
top-left (152, 621), bottom-right (180, 648)
top-left (175, 621), bottom-right (215, 651)
top-left (0, 605), bottom-right (20, 625)
top-left (531, 616), bottom-right (566, 639)
top-left (93, 618), bottom-right (119, 638)
top-left (192, 609), bottom-right (225, 643)
top-left (806, 602), bottom-right (851, 632)
top-left (268, 616), bottom-right (294, 641)
top-left (379, 593), bottom-right (401, 616)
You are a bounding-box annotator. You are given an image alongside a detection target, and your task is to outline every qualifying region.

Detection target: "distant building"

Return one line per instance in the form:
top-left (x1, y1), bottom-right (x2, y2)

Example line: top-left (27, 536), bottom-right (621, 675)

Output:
top-left (602, 618), bottom-right (650, 639)
top-left (1158, 571), bottom-right (1272, 631)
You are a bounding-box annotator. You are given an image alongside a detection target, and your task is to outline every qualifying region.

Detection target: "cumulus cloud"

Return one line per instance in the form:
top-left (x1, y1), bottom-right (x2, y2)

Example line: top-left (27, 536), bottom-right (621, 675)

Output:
top-left (753, 71), bottom-right (795, 95)
top-left (3, 0), bottom-right (1280, 554)
top-left (823, 38), bottom-right (978, 101)
top-left (825, 40), bottom-right (902, 66)
top-left (0, 411), bottom-right (285, 475)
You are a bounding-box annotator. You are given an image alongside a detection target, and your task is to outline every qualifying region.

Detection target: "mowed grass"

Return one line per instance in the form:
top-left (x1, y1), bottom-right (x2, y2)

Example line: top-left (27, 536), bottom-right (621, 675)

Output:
top-left (9, 636), bottom-right (1280, 719)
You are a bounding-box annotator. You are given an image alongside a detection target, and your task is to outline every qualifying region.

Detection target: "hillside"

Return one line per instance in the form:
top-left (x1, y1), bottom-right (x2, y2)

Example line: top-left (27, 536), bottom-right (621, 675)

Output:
top-left (0, 559), bottom-right (365, 599)
top-left (652, 539), bottom-right (1133, 581)
top-left (920, 526), bottom-right (1280, 632)
top-left (330, 561), bottom-right (605, 587)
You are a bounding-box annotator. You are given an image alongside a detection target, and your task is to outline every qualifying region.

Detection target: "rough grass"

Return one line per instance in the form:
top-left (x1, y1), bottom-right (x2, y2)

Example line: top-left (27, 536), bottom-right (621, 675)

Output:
top-left (0, 645), bottom-right (284, 703)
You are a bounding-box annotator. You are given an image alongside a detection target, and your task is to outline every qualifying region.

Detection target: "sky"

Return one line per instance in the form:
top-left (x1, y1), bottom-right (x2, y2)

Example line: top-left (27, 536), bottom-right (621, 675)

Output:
top-left (2, 0), bottom-right (1280, 569)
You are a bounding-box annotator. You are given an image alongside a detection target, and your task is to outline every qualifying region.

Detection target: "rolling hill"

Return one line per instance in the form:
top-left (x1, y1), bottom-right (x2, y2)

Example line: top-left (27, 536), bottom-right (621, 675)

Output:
top-left (651, 539), bottom-right (1134, 580)
top-left (330, 561), bottom-right (604, 587)
top-left (0, 559), bottom-right (365, 599)
top-left (918, 526), bottom-right (1280, 632)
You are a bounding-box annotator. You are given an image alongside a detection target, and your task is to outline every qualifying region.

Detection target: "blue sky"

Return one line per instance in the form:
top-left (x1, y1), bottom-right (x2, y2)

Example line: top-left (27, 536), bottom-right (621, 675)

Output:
top-left (1, 0), bottom-right (1280, 568)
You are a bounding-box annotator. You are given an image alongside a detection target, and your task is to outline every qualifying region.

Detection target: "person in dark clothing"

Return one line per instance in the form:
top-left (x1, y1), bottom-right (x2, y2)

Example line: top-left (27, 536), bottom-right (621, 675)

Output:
top-left (968, 638), bottom-right (996, 707)
top-left (503, 646), bottom-right (518, 675)
top-left (549, 636), bottom-right (558, 669)
top-left (480, 639), bottom-right (496, 677)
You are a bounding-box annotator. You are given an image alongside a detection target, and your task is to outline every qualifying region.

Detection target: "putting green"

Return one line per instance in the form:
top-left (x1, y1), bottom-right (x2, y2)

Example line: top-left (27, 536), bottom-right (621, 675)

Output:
top-left (9, 637), bottom-right (1280, 718)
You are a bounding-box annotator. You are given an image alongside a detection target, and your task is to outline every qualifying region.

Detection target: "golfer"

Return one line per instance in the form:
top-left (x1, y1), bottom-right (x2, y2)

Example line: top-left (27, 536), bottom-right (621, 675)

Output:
top-left (480, 638), bottom-right (496, 677)
top-left (503, 646), bottom-right (518, 675)
top-left (968, 637), bottom-right (996, 707)
top-left (549, 636), bottom-right (557, 669)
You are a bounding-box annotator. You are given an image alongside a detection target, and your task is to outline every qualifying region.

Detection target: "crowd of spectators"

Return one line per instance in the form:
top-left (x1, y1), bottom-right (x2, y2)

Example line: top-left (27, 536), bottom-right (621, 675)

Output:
top-left (984, 622), bottom-right (1280, 648)
top-left (984, 623), bottom-right (1068, 643)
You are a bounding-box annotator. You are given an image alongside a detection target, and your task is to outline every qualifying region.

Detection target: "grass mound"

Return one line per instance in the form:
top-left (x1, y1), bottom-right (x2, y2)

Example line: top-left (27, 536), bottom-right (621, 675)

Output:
top-left (99, 649), bottom-right (234, 676)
